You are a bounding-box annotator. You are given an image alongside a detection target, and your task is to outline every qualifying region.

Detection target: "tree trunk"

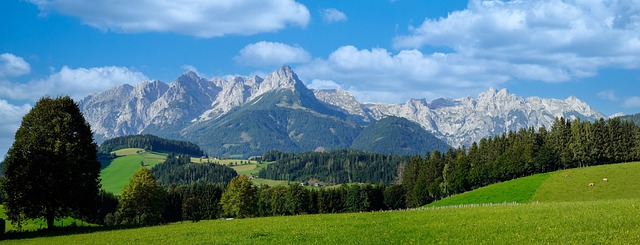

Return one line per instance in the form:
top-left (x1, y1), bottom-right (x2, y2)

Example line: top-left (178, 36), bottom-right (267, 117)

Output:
top-left (46, 207), bottom-right (55, 230)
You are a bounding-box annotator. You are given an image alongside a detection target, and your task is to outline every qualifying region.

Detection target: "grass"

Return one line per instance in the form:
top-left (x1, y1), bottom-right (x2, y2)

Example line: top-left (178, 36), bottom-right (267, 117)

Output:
top-left (0, 206), bottom-right (88, 232)
top-left (4, 199), bottom-right (640, 244)
top-left (428, 161), bottom-right (640, 207)
top-left (427, 173), bottom-right (551, 207)
top-left (531, 162), bottom-right (640, 202)
top-left (100, 148), bottom-right (167, 195)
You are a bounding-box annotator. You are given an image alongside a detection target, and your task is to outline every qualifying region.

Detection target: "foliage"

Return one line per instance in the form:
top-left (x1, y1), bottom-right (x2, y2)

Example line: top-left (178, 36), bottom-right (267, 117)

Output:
top-left (220, 176), bottom-right (258, 218)
top-left (1, 96), bottom-right (101, 230)
top-left (5, 199), bottom-right (640, 244)
top-left (402, 117), bottom-right (640, 207)
top-left (351, 116), bottom-right (450, 155)
top-left (118, 168), bottom-right (166, 225)
top-left (163, 183), bottom-right (225, 223)
top-left (151, 154), bottom-right (237, 187)
top-left (99, 134), bottom-right (204, 157)
top-left (259, 149), bottom-right (410, 185)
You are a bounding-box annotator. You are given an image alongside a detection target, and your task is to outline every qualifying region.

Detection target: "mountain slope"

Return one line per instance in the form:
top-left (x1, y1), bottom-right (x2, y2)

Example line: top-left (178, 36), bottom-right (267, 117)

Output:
top-left (319, 87), bottom-right (605, 147)
top-left (351, 116), bottom-right (449, 156)
top-left (80, 66), bottom-right (607, 156)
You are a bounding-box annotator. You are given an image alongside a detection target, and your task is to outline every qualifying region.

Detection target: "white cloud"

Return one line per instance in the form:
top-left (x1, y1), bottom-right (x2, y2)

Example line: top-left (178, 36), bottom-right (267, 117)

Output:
top-left (622, 97), bottom-right (640, 108)
top-left (393, 0), bottom-right (640, 83)
top-left (235, 41), bottom-right (311, 67)
top-left (307, 79), bottom-right (342, 90)
top-left (0, 99), bottom-right (32, 157)
top-left (296, 45), bottom-right (565, 103)
top-left (597, 90), bottom-right (619, 102)
top-left (0, 53), bottom-right (31, 78)
top-left (321, 8), bottom-right (347, 23)
top-left (0, 66), bottom-right (148, 101)
top-left (28, 0), bottom-right (310, 38)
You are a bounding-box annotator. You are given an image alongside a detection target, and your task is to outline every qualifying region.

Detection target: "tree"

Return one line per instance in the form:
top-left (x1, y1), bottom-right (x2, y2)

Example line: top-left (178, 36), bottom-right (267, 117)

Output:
top-left (182, 197), bottom-right (202, 222)
top-left (2, 96), bottom-right (101, 230)
top-left (220, 175), bottom-right (257, 218)
top-left (119, 167), bottom-right (166, 225)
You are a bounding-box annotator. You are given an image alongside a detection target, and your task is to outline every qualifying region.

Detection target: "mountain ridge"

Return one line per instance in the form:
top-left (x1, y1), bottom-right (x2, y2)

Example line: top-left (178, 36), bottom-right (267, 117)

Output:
top-left (79, 66), bottom-right (606, 155)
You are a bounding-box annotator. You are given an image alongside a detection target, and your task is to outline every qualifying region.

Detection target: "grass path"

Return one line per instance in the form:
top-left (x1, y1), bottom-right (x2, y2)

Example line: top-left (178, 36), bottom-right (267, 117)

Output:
top-left (5, 199), bottom-right (640, 244)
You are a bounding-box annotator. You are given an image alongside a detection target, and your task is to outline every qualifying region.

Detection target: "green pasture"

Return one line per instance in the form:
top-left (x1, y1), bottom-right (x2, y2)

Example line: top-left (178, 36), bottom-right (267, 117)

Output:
top-left (99, 148), bottom-right (167, 195)
top-left (5, 199), bottom-right (640, 244)
top-left (429, 161), bottom-right (640, 207)
top-left (0, 206), bottom-right (89, 232)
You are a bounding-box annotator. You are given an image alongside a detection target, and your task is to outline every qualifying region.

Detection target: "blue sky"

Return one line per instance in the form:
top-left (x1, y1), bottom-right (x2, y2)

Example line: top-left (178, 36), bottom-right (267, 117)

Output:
top-left (1, 0), bottom-right (640, 156)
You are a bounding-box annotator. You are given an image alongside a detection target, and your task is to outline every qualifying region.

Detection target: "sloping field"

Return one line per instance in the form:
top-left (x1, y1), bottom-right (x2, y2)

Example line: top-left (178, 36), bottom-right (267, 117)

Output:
top-left (5, 199), bottom-right (640, 244)
top-left (99, 148), bottom-right (167, 195)
top-left (429, 161), bottom-right (640, 207)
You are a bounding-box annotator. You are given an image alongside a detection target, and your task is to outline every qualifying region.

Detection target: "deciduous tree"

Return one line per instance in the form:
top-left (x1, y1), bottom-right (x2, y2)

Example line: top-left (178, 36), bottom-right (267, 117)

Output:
top-left (2, 96), bottom-right (100, 230)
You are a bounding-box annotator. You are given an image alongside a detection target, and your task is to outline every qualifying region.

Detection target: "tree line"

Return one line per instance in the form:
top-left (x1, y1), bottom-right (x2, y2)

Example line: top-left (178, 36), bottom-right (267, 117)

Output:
top-left (258, 149), bottom-right (410, 185)
top-left (401, 117), bottom-right (640, 207)
top-left (151, 154), bottom-right (237, 187)
top-left (96, 173), bottom-right (405, 226)
top-left (98, 134), bottom-right (204, 157)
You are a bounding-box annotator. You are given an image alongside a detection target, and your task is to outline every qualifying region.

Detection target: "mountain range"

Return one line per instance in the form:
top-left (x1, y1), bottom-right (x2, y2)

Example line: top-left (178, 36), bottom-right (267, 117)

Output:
top-left (79, 66), bottom-right (606, 157)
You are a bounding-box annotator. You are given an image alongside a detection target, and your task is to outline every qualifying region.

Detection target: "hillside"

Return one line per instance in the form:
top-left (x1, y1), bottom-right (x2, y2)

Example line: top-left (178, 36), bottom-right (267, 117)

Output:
top-left (99, 148), bottom-right (167, 195)
top-left (99, 134), bottom-right (204, 157)
top-left (619, 113), bottom-right (640, 126)
top-left (351, 116), bottom-right (449, 155)
top-left (427, 161), bottom-right (640, 207)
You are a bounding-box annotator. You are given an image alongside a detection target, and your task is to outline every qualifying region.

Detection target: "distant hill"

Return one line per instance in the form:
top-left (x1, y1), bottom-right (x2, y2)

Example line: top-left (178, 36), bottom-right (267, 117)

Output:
top-left (619, 113), bottom-right (640, 126)
top-left (99, 134), bottom-right (204, 157)
top-left (351, 116), bottom-right (449, 156)
top-left (258, 149), bottom-right (410, 185)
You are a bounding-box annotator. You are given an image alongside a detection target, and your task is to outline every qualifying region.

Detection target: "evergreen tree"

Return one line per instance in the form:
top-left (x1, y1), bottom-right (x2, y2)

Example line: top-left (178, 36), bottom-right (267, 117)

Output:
top-left (2, 96), bottom-right (101, 230)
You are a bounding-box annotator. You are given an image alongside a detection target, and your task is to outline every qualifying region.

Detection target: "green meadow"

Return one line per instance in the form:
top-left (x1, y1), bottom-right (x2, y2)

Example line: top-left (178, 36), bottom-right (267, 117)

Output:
top-left (428, 161), bottom-right (640, 207)
top-left (4, 199), bottom-right (640, 244)
top-left (99, 148), bottom-right (167, 195)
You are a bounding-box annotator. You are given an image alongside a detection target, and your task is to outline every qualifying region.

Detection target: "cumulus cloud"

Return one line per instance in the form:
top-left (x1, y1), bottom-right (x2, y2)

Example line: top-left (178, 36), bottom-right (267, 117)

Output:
top-left (393, 0), bottom-right (640, 83)
top-left (235, 41), bottom-right (311, 67)
top-left (0, 53), bottom-right (31, 78)
top-left (28, 0), bottom-right (310, 38)
top-left (0, 99), bottom-right (32, 157)
top-left (0, 66), bottom-right (148, 101)
top-left (296, 45), bottom-right (546, 103)
top-left (321, 8), bottom-right (347, 23)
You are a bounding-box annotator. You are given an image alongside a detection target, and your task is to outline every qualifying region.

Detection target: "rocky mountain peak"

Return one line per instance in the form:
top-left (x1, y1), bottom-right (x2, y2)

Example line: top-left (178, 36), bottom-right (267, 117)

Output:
top-left (259, 65), bottom-right (305, 92)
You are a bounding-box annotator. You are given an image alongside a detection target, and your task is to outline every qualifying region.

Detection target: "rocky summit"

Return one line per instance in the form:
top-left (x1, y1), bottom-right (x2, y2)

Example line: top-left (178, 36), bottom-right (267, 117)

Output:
top-left (80, 66), bottom-right (605, 156)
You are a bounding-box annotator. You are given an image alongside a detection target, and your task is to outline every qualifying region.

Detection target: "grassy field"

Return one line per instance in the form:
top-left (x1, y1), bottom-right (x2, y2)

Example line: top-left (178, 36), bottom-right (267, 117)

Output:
top-left (4, 199), bottom-right (640, 244)
top-left (427, 173), bottom-right (551, 207)
top-left (100, 148), bottom-right (167, 195)
top-left (0, 206), bottom-right (88, 232)
top-left (429, 161), bottom-right (640, 207)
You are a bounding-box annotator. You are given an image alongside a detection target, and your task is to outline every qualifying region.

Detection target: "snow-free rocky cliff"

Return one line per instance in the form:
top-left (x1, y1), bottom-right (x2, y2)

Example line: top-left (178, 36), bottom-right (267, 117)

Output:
top-left (79, 66), bottom-right (605, 148)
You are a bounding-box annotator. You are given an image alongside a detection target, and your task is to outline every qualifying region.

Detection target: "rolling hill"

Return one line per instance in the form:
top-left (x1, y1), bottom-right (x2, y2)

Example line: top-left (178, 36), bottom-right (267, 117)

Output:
top-left (427, 161), bottom-right (640, 207)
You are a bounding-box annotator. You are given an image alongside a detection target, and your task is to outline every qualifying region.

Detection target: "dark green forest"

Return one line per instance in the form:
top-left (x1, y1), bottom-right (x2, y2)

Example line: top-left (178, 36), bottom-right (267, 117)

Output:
top-left (99, 134), bottom-right (204, 157)
top-left (258, 149), bottom-right (410, 185)
top-left (151, 154), bottom-right (237, 187)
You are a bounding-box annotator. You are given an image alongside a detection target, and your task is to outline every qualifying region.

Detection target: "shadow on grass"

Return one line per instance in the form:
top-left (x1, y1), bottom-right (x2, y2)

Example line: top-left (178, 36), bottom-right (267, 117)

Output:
top-left (0, 224), bottom-right (148, 241)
